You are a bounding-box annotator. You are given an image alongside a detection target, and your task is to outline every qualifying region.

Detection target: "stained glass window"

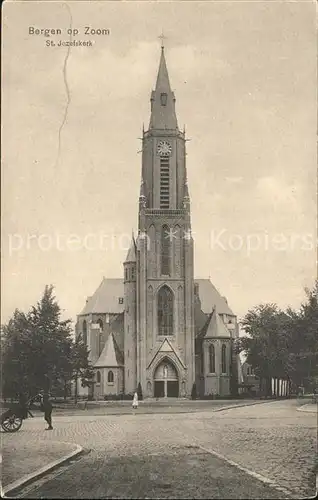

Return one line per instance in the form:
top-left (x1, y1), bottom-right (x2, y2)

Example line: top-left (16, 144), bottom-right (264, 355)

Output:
top-left (157, 285), bottom-right (173, 336)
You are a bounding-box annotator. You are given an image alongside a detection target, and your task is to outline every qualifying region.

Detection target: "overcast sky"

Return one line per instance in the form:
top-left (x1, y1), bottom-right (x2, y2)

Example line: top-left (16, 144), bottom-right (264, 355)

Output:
top-left (2, 0), bottom-right (317, 327)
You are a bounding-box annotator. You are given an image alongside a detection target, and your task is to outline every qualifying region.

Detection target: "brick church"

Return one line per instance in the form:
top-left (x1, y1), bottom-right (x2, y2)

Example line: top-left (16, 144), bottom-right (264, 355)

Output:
top-left (76, 45), bottom-right (242, 399)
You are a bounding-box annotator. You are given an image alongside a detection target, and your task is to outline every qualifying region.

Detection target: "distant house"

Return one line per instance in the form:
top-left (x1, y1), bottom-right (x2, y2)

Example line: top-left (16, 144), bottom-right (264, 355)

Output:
top-left (240, 362), bottom-right (260, 395)
top-left (241, 361), bottom-right (291, 398)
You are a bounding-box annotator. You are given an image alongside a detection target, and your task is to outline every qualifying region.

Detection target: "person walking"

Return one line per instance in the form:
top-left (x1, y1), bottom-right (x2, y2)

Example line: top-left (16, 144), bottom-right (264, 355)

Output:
top-left (132, 391), bottom-right (138, 410)
top-left (40, 392), bottom-right (53, 430)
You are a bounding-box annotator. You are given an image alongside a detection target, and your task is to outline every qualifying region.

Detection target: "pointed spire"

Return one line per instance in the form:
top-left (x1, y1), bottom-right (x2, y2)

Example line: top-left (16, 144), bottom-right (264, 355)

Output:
top-left (125, 235), bottom-right (136, 263)
top-left (139, 178), bottom-right (146, 208)
top-left (183, 178), bottom-right (190, 210)
top-left (132, 230), bottom-right (137, 252)
top-left (184, 179), bottom-right (190, 200)
top-left (149, 46), bottom-right (178, 130)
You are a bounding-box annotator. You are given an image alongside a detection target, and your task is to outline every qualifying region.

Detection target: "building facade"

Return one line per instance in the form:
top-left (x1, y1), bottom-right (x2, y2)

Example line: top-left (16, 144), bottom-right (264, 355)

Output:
top-left (76, 46), bottom-right (242, 399)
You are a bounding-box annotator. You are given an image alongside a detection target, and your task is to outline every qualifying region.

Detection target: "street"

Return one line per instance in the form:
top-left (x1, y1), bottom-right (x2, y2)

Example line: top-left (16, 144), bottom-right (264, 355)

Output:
top-left (2, 399), bottom-right (316, 499)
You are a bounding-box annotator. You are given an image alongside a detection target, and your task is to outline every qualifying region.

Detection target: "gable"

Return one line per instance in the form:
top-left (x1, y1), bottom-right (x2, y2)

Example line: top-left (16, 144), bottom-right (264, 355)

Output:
top-left (147, 338), bottom-right (186, 370)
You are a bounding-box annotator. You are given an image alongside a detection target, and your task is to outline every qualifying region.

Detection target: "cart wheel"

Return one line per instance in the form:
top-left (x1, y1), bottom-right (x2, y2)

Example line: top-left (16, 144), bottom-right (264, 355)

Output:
top-left (1, 414), bottom-right (23, 432)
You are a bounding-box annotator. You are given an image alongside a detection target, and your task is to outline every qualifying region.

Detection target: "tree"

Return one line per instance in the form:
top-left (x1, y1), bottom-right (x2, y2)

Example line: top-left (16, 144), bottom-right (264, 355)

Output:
top-left (71, 337), bottom-right (94, 404)
top-left (26, 285), bottom-right (74, 395)
top-left (1, 285), bottom-right (93, 401)
top-left (1, 309), bottom-right (31, 399)
top-left (287, 282), bottom-right (318, 390)
top-left (237, 282), bottom-right (318, 394)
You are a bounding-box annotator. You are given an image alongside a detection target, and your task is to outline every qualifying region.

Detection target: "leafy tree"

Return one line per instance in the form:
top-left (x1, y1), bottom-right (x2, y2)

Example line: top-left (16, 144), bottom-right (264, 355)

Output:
top-left (1, 285), bottom-right (93, 401)
top-left (287, 282), bottom-right (318, 389)
top-left (237, 282), bottom-right (318, 394)
top-left (1, 309), bottom-right (31, 399)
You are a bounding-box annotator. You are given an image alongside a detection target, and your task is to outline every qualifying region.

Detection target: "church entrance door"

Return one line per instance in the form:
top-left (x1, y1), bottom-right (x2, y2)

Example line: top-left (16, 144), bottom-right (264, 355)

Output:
top-left (154, 381), bottom-right (164, 398)
top-left (154, 360), bottom-right (179, 398)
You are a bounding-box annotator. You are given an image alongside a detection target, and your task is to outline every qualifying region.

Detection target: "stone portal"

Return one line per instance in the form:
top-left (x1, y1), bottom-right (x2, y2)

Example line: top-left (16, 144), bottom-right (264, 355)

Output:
top-left (154, 359), bottom-right (179, 397)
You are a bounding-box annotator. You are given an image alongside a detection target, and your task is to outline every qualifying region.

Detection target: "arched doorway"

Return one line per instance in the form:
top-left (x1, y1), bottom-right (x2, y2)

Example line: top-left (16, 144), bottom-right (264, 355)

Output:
top-left (154, 359), bottom-right (179, 398)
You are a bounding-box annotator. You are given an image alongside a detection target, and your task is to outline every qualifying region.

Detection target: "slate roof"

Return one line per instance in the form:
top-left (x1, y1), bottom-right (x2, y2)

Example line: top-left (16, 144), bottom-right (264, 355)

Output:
top-left (204, 309), bottom-right (231, 339)
top-left (199, 308), bottom-right (231, 340)
top-left (149, 47), bottom-right (178, 130)
top-left (94, 332), bottom-right (124, 368)
top-left (79, 278), bottom-right (124, 315)
top-left (79, 278), bottom-right (234, 322)
top-left (194, 279), bottom-right (234, 316)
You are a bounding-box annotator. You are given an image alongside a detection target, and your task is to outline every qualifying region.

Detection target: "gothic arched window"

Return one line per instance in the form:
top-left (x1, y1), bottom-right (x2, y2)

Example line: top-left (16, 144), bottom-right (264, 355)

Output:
top-left (108, 370), bottom-right (114, 383)
top-left (82, 320), bottom-right (87, 345)
top-left (221, 344), bottom-right (227, 374)
top-left (97, 319), bottom-right (103, 331)
top-left (157, 285), bottom-right (173, 336)
top-left (209, 344), bottom-right (215, 373)
top-left (161, 225), bottom-right (171, 275)
top-left (96, 371), bottom-right (101, 384)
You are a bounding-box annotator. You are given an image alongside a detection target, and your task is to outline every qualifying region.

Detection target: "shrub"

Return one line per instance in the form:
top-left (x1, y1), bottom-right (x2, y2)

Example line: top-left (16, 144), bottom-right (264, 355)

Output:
top-left (191, 382), bottom-right (197, 400)
top-left (137, 382), bottom-right (143, 400)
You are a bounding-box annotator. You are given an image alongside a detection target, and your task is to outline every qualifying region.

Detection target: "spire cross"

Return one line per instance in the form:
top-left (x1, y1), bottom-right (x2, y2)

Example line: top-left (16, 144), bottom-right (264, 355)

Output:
top-left (158, 31), bottom-right (166, 49)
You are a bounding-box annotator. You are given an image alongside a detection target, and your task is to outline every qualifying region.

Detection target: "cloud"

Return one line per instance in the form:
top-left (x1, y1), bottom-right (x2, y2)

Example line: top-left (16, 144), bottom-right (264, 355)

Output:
top-left (256, 176), bottom-right (302, 208)
top-left (225, 177), bottom-right (243, 183)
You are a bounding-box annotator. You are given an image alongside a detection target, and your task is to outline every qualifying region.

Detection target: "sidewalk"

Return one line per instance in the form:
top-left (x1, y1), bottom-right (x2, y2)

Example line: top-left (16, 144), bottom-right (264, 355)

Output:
top-left (1, 438), bottom-right (82, 496)
top-left (51, 398), bottom-right (275, 416)
top-left (297, 403), bottom-right (317, 413)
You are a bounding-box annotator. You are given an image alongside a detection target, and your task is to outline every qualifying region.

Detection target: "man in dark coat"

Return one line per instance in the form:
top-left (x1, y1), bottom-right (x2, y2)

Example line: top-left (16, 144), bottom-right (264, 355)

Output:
top-left (40, 392), bottom-right (53, 430)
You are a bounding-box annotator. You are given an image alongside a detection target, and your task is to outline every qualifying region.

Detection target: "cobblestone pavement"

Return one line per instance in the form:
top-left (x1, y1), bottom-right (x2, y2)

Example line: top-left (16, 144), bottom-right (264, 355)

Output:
top-left (180, 399), bottom-right (317, 498)
top-left (2, 399), bottom-right (316, 499)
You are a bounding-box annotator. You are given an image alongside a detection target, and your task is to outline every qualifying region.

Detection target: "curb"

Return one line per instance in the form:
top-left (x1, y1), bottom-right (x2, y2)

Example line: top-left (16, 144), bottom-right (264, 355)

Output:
top-left (213, 399), bottom-right (278, 412)
top-left (297, 403), bottom-right (317, 413)
top-left (2, 442), bottom-right (84, 498)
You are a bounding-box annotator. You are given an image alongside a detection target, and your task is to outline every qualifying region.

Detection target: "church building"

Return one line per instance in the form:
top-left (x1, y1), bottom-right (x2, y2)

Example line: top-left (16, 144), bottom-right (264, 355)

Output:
top-left (76, 45), bottom-right (241, 399)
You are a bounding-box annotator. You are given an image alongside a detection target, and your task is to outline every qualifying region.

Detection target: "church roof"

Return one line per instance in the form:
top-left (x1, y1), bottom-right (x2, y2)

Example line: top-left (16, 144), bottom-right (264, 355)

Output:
top-left (149, 47), bottom-right (178, 130)
top-left (79, 278), bottom-right (124, 315)
top-left (94, 332), bottom-right (124, 368)
top-left (194, 279), bottom-right (234, 316)
top-left (204, 308), bottom-right (231, 339)
top-left (197, 308), bottom-right (231, 340)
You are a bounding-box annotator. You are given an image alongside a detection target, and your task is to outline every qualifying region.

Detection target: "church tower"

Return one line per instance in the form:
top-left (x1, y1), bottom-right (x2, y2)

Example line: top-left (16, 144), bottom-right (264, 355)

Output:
top-left (135, 45), bottom-right (195, 398)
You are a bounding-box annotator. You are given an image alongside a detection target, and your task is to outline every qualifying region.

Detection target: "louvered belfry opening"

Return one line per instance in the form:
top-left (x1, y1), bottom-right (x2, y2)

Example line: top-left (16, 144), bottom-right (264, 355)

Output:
top-left (160, 156), bottom-right (170, 208)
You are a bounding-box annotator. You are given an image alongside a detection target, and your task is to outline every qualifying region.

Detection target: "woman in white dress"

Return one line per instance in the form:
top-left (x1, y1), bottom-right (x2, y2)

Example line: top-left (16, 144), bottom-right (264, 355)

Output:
top-left (132, 391), bottom-right (138, 409)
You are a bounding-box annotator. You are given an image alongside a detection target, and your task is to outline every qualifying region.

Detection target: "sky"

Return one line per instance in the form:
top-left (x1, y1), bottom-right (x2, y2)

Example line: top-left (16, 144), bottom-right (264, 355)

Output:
top-left (2, 0), bottom-right (317, 329)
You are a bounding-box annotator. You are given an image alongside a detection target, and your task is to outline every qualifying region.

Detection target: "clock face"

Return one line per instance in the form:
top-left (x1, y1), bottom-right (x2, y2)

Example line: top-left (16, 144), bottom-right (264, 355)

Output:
top-left (157, 140), bottom-right (172, 157)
